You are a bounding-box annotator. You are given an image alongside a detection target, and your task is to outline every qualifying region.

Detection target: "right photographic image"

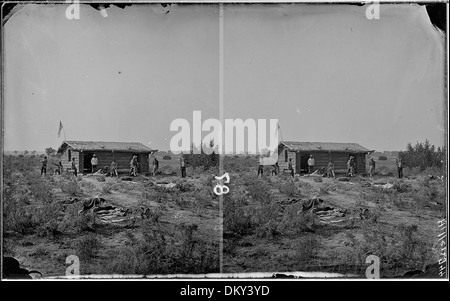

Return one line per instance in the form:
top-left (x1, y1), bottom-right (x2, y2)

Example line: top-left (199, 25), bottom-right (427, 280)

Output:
top-left (220, 2), bottom-right (447, 279)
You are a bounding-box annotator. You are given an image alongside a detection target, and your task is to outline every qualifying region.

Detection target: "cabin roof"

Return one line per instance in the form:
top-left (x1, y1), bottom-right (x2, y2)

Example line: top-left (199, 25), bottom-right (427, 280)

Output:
top-left (280, 141), bottom-right (373, 153)
top-left (57, 140), bottom-right (156, 154)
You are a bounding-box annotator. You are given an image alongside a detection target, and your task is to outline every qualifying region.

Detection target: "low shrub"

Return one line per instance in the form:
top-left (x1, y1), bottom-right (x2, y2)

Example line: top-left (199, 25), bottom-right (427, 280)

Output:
top-left (255, 220), bottom-right (280, 238)
top-left (278, 180), bottom-right (298, 197)
top-left (59, 204), bottom-right (96, 234)
top-left (104, 247), bottom-right (139, 274)
top-left (31, 246), bottom-right (49, 257)
top-left (223, 195), bottom-right (252, 236)
top-left (102, 182), bottom-right (113, 194)
top-left (60, 180), bottom-right (82, 196)
top-left (294, 234), bottom-right (321, 263)
top-left (278, 204), bottom-right (316, 234)
top-left (75, 235), bottom-right (102, 261)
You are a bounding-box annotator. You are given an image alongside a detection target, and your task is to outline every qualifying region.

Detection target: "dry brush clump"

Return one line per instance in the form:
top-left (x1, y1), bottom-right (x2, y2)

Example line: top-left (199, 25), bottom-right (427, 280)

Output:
top-left (3, 197), bottom-right (34, 235)
top-left (104, 219), bottom-right (219, 275)
top-left (193, 188), bottom-right (216, 211)
top-left (60, 179), bottom-right (83, 196)
top-left (279, 205), bottom-right (317, 235)
top-left (59, 203), bottom-right (96, 234)
top-left (3, 171), bottom-right (65, 237)
top-left (223, 193), bottom-right (252, 236)
top-left (27, 178), bottom-right (54, 203)
top-left (293, 234), bottom-right (322, 264)
top-left (338, 221), bottom-right (433, 275)
top-left (79, 180), bottom-right (96, 191)
top-left (101, 182), bottom-right (114, 194)
top-left (104, 247), bottom-right (139, 274)
top-left (277, 180), bottom-right (299, 197)
top-left (224, 178), bottom-right (287, 238)
top-left (75, 234), bottom-right (102, 262)
top-left (33, 201), bottom-right (64, 238)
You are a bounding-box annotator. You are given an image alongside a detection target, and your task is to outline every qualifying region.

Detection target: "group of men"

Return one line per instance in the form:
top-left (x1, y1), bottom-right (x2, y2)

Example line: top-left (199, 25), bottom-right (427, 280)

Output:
top-left (39, 152), bottom-right (405, 180)
top-left (89, 154), bottom-right (163, 177)
top-left (256, 154), bottom-right (405, 179)
top-left (40, 156), bottom-right (69, 176)
top-left (92, 154), bottom-right (161, 177)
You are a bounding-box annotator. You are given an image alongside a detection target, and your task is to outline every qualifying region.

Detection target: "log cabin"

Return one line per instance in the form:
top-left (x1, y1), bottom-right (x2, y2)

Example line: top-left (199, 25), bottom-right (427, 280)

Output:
top-left (56, 141), bottom-right (157, 175)
top-left (277, 141), bottom-right (374, 175)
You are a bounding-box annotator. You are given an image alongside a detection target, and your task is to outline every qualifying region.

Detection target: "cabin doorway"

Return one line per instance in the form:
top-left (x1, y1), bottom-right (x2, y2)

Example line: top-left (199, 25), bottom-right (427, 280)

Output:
top-left (83, 152), bottom-right (95, 173)
top-left (299, 153), bottom-right (309, 174)
top-left (295, 153), bottom-right (301, 174)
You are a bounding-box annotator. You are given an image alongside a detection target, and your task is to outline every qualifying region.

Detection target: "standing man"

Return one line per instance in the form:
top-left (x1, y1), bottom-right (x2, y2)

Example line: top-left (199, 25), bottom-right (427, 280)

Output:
top-left (396, 156), bottom-right (404, 179)
top-left (40, 156), bottom-right (48, 176)
top-left (130, 155), bottom-right (138, 177)
top-left (152, 157), bottom-right (159, 177)
top-left (369, 157), bottom-right (376, 178)
top-left (347, 156), bottom-right (355, 177)
top-left (257, 157), bottom-right (264, 177)
top-left (271, 162), bottom-right (279, 176)
top-left (110, 159), bottom-right (118, 177)
top-left (91, 154), bottom-right (98, 173)
top-left (180, 156), bottom-right (186, 178)
top-left (307, 155), bottom-right (315, 174)
top-left (71, 157), bottom-right (78, 177)
top-left (288, 158), bottom-right (294, 178)
top-left (327, 160), bottom-right (335, 178)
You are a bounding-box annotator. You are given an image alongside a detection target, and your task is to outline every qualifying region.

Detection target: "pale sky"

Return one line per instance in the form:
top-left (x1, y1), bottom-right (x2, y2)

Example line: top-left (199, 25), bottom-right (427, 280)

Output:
top-left (3, 3), bottom-right (446, 153)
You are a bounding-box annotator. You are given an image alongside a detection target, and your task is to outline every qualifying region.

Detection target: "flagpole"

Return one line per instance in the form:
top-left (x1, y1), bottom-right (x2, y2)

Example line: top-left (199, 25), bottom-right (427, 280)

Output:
top-left (63, 127), bottom-right (67, 141)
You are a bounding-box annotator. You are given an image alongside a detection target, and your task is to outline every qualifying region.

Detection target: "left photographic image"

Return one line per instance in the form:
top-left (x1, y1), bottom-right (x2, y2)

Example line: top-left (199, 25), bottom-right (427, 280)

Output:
top-left (2, 2), bottom-right (221, 278)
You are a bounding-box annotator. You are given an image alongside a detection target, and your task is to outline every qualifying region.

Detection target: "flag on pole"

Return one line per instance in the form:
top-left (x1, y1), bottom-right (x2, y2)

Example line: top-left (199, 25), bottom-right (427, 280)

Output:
top-left (277, 121), bottom-right (283, 142)
top-left (58, 121), bottom-right (63, 138)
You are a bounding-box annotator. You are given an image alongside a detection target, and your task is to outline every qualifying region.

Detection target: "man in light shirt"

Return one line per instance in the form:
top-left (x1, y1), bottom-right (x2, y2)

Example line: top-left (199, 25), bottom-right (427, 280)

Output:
top-left (307, 155), bottom-right (315, 174)
top-left (91, 154), bottom-right (98, 173)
